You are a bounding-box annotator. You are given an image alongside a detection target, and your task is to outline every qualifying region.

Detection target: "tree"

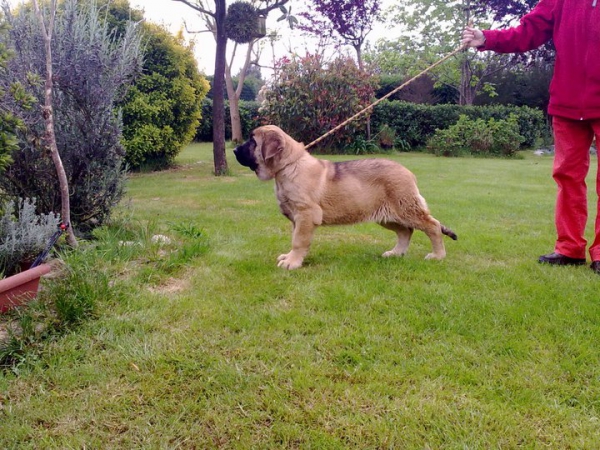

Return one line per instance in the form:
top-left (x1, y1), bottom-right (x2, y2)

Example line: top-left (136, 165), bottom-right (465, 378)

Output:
top-left (0, 0), bottom-right (143, 234)
top-left (237, 65), bottom-right (263, 100)
top-left (173, 0), bottom-right (291, 172)
top-left (298, 0), bottom-right (381, 70)
top-left (365, 41), bottom-right (445, 104)
top-left (31, 0), bottom-right (78, 245)
top-left (381, 0), bottom-right (511, 105)
top-left (473, 0), bottom-right (555, 62)
top-left (220, 0), bottom-right (262, 144)
top-left (474, 58), bottom-right (552, 112)
top-left (474, 0), bottom-right (538, 25)
top-left (378, 0), bottom-right (554, 106)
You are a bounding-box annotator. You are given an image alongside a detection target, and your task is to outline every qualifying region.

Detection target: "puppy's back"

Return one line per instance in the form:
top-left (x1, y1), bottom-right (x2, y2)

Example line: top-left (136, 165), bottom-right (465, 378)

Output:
top-left (318, 158), bottom-right (422, 225)
top-left (330, 159), bottom-right (417, 190)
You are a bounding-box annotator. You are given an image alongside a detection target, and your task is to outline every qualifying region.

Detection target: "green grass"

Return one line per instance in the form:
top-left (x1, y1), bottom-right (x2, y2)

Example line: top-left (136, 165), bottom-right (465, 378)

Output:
top-left (1, 142), bottom-right (600, 448)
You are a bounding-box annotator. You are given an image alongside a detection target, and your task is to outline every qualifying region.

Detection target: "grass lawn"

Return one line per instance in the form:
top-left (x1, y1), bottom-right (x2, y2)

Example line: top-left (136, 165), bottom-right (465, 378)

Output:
top-left (1, 142), bottom-right (600, 448)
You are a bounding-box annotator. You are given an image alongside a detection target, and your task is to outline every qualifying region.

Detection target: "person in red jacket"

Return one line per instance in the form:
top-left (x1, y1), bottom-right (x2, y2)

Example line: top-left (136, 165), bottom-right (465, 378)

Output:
top-left (462, 0), bottom-right (600, 274)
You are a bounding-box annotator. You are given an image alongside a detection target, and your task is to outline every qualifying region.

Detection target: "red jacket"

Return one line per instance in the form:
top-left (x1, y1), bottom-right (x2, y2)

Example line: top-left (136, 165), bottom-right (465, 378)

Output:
top-left (481, 0), bottom-right (600, 120)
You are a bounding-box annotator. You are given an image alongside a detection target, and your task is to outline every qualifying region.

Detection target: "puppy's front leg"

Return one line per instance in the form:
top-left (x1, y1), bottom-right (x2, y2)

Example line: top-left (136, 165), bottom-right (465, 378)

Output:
top-left (277, 210), bottom-right (318, 270)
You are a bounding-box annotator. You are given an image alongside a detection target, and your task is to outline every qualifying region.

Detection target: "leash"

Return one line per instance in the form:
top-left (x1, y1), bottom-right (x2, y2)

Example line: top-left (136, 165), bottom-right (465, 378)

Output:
top-left (30, 223), bottom-right (69, 268)
top-left (304, 43), bottom-right (469, 150)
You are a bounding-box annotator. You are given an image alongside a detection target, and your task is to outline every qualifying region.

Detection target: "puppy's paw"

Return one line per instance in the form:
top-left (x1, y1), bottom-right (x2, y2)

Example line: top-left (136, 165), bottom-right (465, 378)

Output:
top-left (382, 250), bottom-right (406, 258)
top-left (425, 252), bottom-right (445, 260)
top-left (277, 252), bottom-right (304, 270)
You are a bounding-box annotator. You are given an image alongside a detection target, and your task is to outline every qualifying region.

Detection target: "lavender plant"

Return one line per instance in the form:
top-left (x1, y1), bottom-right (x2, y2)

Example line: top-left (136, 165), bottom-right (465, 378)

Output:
top-left (0, 198), bottom-right (60, 276)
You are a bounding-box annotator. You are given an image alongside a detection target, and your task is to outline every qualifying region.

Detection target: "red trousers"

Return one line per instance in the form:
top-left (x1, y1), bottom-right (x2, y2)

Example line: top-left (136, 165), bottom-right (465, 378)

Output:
top-left (552, 116), bottom-right (600, 261)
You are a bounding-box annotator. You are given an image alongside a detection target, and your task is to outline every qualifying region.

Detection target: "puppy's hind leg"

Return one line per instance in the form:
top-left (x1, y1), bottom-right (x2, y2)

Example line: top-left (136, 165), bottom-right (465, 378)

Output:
top-left (379, 222), bottom-right (414, 257)
top-left (414, 215), bottom-right (446, 260)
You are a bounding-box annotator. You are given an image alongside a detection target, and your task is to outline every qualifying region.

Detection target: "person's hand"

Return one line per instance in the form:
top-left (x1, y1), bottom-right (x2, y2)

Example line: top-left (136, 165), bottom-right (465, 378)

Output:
top-left (461, 26), bottom-right (486, 48)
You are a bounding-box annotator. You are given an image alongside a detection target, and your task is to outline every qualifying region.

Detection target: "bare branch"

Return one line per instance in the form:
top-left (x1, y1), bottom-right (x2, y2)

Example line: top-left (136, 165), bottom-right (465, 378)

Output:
top-left (183, 20), bottom-right (213, 35)
top-left (235, 40), bottom-right (257, 97)
top-left (172, 0), bottom-right (215, 18)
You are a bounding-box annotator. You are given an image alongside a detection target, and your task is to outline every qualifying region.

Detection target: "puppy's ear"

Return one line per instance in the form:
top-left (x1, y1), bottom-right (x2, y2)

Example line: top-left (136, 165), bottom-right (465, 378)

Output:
top-left (261, 132), bottom-right (284, 162)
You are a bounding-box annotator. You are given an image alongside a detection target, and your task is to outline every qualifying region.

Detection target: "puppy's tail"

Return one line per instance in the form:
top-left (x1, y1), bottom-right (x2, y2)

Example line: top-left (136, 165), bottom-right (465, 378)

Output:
top-left (441, 224), bottom-right (458, 240)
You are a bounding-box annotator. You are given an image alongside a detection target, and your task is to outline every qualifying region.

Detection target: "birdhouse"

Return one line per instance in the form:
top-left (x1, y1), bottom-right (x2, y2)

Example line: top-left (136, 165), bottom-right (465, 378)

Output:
top-left (257, 14), bottom-right (267, 38)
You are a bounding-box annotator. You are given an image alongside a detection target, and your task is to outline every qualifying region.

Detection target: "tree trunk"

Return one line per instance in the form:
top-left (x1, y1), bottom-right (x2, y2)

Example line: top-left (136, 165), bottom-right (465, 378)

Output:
top-left (228, 88), bottom-right (243, 144)
top-left (212, 0), bottom-right (229, 176)
top-left (355, 44), bottom-right (363, 71)
top-left (225, 60), bottom-right (243, 144)
top-left (354, 44), bottom-right (371, 140)
top-left (226, 41), bottom-right (255, 144)
top-left (459, 0), bottom-right (474, 106)
top-left (33, 0), bottom-right (77, 247)
top-left (459, 55), bottom-right (474, 105)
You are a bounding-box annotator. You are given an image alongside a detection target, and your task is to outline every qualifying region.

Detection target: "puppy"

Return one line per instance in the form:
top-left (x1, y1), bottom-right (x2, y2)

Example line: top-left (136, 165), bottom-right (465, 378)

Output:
top-left (234, 125), bottom-right (457, 269)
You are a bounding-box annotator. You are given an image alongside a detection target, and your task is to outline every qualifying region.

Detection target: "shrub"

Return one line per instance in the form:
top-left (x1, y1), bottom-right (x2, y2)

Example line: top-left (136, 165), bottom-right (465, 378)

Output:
top-left (260, 54), bottom-right (378, 151)
top-left (376, 124), bottom-right (396, 149)
top-left (0, 0), bottom-right (143, 234)
top-left (0, 198), bottom-right (60, 276)
top-left (195, 99), bottom-right (263, 142)
top-left (0, 20), bottom-right (18, 174)
top-left (121, 23), bottom-right (210, 170)
top-left (0, 112), bottom-right (18, 174)
top-left (195, 96), bottom-right (545, 155)
top-left (372, 101), bottom-right (544, 149)
top-left (426, 114), bottom-right (525, 157)
top-left (346, 135), bottom-right (380, 155)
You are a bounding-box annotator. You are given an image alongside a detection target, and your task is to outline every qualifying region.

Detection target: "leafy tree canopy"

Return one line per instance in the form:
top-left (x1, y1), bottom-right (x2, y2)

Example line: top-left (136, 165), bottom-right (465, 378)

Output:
top-left (298, 0), bottom-right (381, 67)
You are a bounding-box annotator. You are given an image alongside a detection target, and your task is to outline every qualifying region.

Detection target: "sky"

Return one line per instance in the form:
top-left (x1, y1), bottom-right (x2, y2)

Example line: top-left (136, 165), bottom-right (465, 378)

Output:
top-left (131, 0), bottom-right (399, 78)
top-left (3, 0), bottom-right (399, 78)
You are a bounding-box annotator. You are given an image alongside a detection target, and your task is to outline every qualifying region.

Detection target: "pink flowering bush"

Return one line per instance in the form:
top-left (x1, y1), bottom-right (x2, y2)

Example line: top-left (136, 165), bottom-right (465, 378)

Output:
top-left (261, 53), bottom-right (377, 152)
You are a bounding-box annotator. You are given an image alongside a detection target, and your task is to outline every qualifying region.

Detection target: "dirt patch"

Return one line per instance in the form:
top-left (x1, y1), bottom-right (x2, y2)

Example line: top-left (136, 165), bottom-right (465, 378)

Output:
top-left (0, 318), bottom-right (17, 344)
top-left (0, 321), bottom-right (8, 343)
top-left (148, 277), bottom-right (191, 295)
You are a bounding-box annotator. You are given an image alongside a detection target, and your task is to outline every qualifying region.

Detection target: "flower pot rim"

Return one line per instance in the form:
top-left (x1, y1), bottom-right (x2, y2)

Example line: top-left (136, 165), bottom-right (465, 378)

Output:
top-left (1, 263), bottom-right (52, 313)
top-left (0, 263), bottom-right (52, 291)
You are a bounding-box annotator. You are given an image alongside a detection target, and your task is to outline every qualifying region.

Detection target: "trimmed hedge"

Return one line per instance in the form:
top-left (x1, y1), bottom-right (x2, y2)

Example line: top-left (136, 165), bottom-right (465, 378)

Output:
top-left (371, 101), bottom-right (544, 149)
top-left (196, 99), bottom-right (545, 151)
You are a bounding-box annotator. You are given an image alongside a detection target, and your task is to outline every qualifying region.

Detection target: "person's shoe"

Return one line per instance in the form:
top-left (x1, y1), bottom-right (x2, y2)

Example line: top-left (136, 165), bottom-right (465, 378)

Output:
top-left (591, 261), bottom-right (600, 274)
top-left (538, 252), bottom-right (586, 266)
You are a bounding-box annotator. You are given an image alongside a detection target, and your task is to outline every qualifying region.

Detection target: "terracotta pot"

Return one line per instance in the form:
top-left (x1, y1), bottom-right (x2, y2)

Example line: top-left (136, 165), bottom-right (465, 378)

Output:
top-left (0, 263), bottom-right (51, 313)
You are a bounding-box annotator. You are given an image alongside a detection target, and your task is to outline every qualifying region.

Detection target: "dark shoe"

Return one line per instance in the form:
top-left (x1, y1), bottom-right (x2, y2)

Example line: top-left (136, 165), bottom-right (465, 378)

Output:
top-left (538, 252), bottom-right (586, 266)
top-left (591, 261), bottom-right (600, 274)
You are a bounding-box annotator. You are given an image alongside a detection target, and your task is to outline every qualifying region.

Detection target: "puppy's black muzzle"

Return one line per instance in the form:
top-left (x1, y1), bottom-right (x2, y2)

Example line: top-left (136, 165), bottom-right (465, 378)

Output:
top-left (233, 138), bottom-right (258, 172)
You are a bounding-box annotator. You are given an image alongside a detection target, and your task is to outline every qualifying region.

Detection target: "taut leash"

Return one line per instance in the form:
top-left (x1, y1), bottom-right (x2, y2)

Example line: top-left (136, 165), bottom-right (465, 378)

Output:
top-left (304, 43), bottom-right (469, 150)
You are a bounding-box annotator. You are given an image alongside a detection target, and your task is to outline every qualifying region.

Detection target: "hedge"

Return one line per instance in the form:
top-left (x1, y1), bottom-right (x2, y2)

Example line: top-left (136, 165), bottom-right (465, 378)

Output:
top-left (196, 100), bottom-right (546, 151)
top-left (195, 99), bottom-right (263, 142)
top-left (370, 101), bottom-right (545, 149)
